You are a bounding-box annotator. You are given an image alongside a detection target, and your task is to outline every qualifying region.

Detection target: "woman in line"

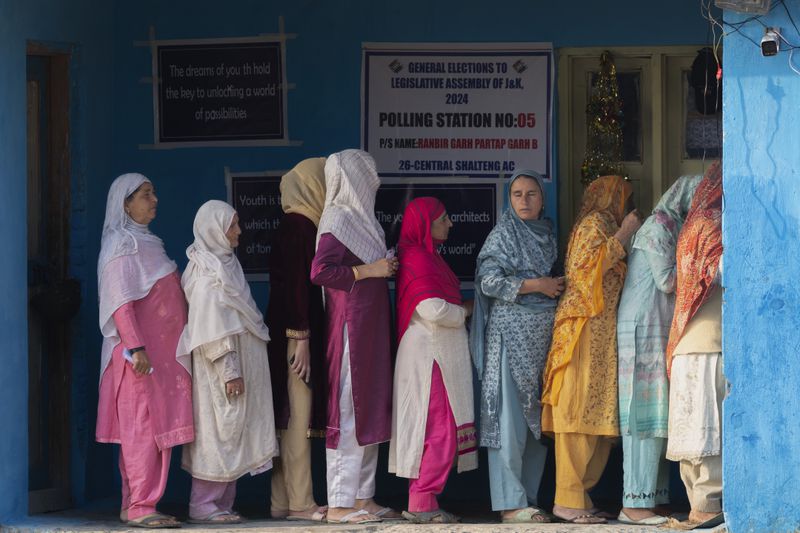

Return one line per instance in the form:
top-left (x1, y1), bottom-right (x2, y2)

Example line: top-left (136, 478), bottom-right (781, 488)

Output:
top-left (665, 162), bottom-right (725, 529)
top-left (266, 158), bottom-right (328, 522)
top-left (470, 171), bottom-right (563, 524)
top-left (310, 149), bottom-right (401, 525)
top-left (541, 175), bottom-right (640, 524)
top-left (179, 200), bottom-right (278, 524)
top-left (389, 197), bottom-right (478, 524)
top-left (96, 173), bottom-right (193, 529)
top-left (615, 175), bottom-right (702, 525)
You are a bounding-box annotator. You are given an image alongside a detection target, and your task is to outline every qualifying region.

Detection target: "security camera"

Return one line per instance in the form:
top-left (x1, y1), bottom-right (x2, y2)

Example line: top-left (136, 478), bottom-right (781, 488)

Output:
top-left (761, 28), bottom-right (780, 57)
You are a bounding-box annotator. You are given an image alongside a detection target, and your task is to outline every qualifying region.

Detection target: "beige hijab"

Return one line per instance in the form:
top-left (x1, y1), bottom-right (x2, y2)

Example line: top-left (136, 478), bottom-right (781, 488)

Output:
top-left (280, 157), bottom-right (327, 226)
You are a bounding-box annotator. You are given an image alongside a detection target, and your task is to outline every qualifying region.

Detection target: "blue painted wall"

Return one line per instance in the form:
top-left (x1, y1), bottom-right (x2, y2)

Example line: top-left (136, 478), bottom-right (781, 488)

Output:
top-left (0, 0), bottom-right (114, 523)
top-left (3, 0), bottom-right (716, 522)
top-left (722, 6), bottom-right (800, 533)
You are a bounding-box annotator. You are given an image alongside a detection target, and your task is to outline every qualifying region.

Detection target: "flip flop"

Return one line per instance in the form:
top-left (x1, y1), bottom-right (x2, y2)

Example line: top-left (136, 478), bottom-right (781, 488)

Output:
top-left (617, 509), bottom-right (668, 525)
top-left (125, 512), bottom-right (181, 529)
top-left (553, 512), bottom-right (607, 524)
top-left (402, 509), bottom-right (460, 524)
top-left (677, 512), bottom-right (724, 530)
top-left (187, 510), bottom-right (242, 524)
top-left (501, 507), bottom-right (550, 523)
top-left (286, 508), bottom-right (327, 522)
top-left (373, 506), bottom-right (404, 520)
top-left (326, 509), bottom-right (382, 524)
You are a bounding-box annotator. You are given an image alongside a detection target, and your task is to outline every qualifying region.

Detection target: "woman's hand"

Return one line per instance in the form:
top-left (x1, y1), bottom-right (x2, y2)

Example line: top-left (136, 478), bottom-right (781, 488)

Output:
top-left (537, 276), bottom-right (566, 298)
top-left (462, 299), bottom-right (475, 317)
top-left (290, 339), bottom-right (311, 383)
top-left (360, 257), bottom-right (399, 279)
top-left (520, 277), bottom-right (565, 298)
top-left (226, 377), bottom-right (245, 398)
top-left (615, 210), bottom-right (643, 247)
top-left (131, 350), bottom-right (152, 375)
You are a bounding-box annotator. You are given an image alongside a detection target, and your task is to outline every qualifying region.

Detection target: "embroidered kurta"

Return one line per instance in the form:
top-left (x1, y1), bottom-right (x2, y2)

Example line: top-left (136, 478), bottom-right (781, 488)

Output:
top-left (617, 175), bottom-right (702, 439)
top-left (181, 331), bottom-right (278, 481)
top-left (310, 233), bottom-right (393, 449)
top-left (542, 212), bottom-right (628, 437)
top-left (266, 213), bottom-right (327, 432)
top-left (96, 271), bottom-right (194, 449)
top-left (389, 298), bottom-right (477, 478)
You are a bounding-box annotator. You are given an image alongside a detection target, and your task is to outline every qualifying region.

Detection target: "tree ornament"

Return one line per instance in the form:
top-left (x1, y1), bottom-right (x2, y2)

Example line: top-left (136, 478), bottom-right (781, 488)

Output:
top-left (580, 51), bottom-right (624, 185)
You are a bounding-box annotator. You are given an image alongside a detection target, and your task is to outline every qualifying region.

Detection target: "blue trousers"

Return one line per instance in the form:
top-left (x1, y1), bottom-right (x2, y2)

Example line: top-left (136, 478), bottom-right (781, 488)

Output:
top-left (487, 350), bottom-right (548, 511)
top-left (622, 434), bottom-right (670, 508)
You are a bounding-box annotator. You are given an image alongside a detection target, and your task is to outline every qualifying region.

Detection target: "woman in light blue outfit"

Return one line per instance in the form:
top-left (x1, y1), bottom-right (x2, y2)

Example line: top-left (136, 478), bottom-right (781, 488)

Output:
top-left (470, 170), bottom-right (564, 524)
top-left (616, 175), bottom-right (702, 525)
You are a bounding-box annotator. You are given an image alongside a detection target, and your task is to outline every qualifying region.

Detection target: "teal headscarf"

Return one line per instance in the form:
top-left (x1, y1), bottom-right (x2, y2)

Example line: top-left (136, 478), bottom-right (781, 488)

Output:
top-left (633, 175), bottom-right (703, 257)
top-left (469, 170), bottom-right (558, 378)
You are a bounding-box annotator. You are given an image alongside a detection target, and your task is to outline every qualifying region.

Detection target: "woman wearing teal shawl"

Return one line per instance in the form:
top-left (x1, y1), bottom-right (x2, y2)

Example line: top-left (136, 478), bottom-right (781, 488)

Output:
top-left (470, 170), bottom-right (564, 523)
top-left (615, 175), bottom-right (702, 525)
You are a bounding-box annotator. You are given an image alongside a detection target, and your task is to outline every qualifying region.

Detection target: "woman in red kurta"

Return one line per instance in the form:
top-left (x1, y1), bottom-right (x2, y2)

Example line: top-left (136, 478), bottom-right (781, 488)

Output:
top-left (310, 149), bottom-right (399, 525)
top-left (95, 173), bottom-right (193, 528)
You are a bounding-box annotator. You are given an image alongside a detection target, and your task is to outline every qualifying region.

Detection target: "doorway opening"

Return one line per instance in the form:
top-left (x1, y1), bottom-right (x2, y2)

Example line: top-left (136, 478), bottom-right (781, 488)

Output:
top-left (27, 41), bottom-right (79, 514)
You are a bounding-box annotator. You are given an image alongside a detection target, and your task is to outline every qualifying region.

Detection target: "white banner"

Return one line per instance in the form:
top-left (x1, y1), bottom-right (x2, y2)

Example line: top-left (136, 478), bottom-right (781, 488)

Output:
top-left (362, 43), bottom-right (553, 180)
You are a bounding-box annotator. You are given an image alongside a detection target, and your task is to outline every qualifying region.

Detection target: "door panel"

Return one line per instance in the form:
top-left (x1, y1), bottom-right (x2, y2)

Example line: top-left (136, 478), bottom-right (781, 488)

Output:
top-left (558, 47), bottom-right (718, 246)
top-left (27, 49), bottom-right (74, 514)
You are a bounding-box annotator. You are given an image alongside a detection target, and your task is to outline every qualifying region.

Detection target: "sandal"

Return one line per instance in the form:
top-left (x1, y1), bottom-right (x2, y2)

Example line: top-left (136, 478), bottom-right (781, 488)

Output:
top-left (373, 506), bottom-right (404, 520)
top-left (553, 510), bottom-right (607, 524)
top-left (402, 509), bottom-right (460, 524)
top-left (502, 506), bottom-right (550, 523)
top-left (125, 512), bottom-right (181, 529)
top-left (326, 509), bottom-right (382, 524)
top-left (286, 506), bottom-right (328, 522)
top-left (187, 510), bottom-right (242, 524)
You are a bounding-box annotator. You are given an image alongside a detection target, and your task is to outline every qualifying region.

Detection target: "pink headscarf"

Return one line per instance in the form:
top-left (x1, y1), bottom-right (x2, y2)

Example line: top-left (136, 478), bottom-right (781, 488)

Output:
top-left (396, 197), bottom-right (462, 341)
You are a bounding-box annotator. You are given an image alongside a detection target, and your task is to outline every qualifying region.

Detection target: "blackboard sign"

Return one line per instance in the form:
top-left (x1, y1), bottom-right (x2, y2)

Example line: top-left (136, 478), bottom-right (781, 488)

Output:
top-left (230, 174), bottom-right (283, 277)
top-left (376, 182), bottom-right (498, 281)
top-left (228, 172), bottom-right (501, 283)
top-left (157, 41), bottom-right (284, 143)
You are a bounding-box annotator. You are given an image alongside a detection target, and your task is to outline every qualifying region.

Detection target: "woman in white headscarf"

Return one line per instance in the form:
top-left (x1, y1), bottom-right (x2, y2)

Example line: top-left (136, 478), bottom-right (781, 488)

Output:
top-left (95, 173), bottom-right (193, 529)
top-left (179, 200), bottom-right (278, 524)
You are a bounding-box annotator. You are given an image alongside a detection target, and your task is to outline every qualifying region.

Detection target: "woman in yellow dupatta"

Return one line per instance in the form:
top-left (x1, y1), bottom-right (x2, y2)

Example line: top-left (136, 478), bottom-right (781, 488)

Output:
top-left (541, 175), bottom-right (640, 524)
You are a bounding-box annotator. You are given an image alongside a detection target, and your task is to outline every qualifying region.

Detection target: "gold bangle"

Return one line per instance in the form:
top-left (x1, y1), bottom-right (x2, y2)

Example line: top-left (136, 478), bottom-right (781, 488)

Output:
top-left (351, 266), bottom-right (360, 281)
top-left (286, 328), bottom-right (311, 340)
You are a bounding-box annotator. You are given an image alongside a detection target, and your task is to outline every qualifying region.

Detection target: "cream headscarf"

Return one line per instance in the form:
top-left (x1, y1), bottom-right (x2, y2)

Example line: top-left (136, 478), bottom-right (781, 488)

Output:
top-left (280, 157), bottom-right (327, 226)
top-left (97, 173), bottom-right (180, 381)
top-left (178, 200), bottom-right (270, 356)
top-left (316, 149), bottom-right (387, 263)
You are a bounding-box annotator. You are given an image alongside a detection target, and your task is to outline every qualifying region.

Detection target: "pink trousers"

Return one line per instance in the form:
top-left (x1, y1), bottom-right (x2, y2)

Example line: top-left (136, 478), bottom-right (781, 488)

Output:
top-left (408, 363), bottom-right (457, 512)
top-left (189, 478), bottom-right (237, 519)
top-left (117, 364), bottom-right (172, 520)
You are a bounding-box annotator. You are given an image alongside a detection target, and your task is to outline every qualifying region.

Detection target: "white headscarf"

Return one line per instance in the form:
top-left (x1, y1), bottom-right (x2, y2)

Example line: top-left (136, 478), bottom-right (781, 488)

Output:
top-left (97, 173), bottom-right (179, 381)
top-left (316, 149), bottom-right (387, 263)
top-left (178, 200), bottom-right (269, 356)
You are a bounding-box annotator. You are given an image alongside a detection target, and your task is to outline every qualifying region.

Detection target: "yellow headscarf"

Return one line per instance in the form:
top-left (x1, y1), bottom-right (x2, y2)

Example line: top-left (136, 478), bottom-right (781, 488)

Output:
top-left (574, 174), bottom-right (632, 228)
top-left (280, 158), bottom-right (327, 226)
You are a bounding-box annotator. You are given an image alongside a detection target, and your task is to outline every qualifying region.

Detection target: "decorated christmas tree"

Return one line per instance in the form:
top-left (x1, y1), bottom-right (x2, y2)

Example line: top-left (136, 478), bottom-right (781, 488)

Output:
top-left (580, 51), bottom-right (624, 185)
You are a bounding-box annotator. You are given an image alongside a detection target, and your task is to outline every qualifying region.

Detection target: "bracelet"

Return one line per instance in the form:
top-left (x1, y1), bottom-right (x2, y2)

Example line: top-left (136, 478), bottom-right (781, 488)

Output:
top-left (286, 328), bottom-right (311, 340)
top-left (351, 266), bottom-right (361, 281)
top-left (129, 346), bottom-right (145, 354)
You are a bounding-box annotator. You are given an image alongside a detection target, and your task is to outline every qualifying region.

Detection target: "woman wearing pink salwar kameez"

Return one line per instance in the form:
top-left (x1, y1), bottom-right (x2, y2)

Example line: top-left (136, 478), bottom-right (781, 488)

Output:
top-left (95, 173), bottom-right (193, 529)
top-left (389, 197), bottom-right (478, 524)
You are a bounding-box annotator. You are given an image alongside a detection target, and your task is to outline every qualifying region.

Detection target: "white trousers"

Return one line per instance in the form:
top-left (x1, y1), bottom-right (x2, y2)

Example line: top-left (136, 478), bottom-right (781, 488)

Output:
top-left (326, 327), bottom-right (378, 507)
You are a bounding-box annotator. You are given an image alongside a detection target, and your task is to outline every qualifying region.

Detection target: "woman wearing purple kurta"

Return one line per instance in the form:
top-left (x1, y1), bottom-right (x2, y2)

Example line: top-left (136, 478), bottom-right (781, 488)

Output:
top-left (310, 149), bottom-right (400, 525)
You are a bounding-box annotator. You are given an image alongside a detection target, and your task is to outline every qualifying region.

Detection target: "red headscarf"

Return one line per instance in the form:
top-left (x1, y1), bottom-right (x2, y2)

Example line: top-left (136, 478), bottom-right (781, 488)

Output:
top-left (396, 197), bottom-right (462, 341)
top-left (666, 161), bottom-right (723, 375)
